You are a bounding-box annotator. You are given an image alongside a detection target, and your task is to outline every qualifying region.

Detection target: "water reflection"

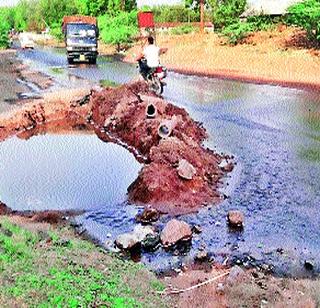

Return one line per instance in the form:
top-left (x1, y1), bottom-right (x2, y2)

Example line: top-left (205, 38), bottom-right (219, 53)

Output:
top-left (0, 134), bottom-right (141, 211)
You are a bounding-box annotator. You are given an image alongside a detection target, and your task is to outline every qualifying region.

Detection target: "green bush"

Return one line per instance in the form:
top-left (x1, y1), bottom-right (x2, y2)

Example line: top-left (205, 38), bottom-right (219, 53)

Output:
top-left (99, 11), bottom-right (138, 51)
top-left (170, 25), bottom-right (196, 35)
top-left (0, 9), bottom-right (10, 49)
top-left (50, 22), bottom-right (64, 41)
top-left (220, 13), bottom-right (280, 45)
top-left (287, 0), bottom-right (320, 41)
top-left (152, 5), bottom-right (200, 23)
top-left (221, 21), bottom-right (254, 44)
top-left (211, 0), bottom-right (247, 29)
top-left (247, 15), bottom-right (280, 31)
top-left (0, 24), bottom-right (9, 49)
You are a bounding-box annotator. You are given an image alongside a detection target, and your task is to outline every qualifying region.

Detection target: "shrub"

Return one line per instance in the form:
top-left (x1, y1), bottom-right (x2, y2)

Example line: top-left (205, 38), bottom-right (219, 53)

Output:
top-left (212, 0), bottom-right (247, 29)
top-left (0, 9), bottom-right (10, 49)
top-left (99, 11), bottom-right (138, 51)
top-left (50, 22), bottom-right (64, 41)
top-left (221, 21), bottom-right (254, 44)
top-left (287, 0), bottom-right (320, 41)
top-left (0, 23), bottom-right (9, 49)
top-left (170, 25), bottom-right (196, 35)
top-left (152, 5), bottom-right (200, 23)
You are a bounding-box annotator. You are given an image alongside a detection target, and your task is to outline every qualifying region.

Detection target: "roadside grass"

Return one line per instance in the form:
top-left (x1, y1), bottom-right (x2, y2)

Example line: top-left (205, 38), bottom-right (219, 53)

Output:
top-left (0, 218), bottom-right (166, 307)
top-left (50, 67), bottom-right (64, 75)
top-left (100, 79), bottom-right (120, 88)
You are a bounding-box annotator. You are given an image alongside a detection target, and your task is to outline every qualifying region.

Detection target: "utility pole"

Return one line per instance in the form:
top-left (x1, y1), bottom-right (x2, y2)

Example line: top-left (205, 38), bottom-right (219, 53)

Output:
top-left (200, 0), bottom-right (204, 34)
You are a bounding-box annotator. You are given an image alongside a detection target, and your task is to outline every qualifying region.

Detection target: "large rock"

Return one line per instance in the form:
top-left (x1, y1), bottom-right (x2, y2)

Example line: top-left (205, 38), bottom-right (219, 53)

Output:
top-left (160, 219), bottom-right (192, 248)
top-left (115, 233), bottom-right (139, 250)
top-left (135, 208), bottom-right (160, 224)
top-left (115, 225), bottom-right (156, 250)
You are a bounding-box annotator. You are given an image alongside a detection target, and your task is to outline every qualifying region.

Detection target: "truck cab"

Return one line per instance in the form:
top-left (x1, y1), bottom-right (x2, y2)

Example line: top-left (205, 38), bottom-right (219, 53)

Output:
top-left (63, 16), bottom-right (99, 65)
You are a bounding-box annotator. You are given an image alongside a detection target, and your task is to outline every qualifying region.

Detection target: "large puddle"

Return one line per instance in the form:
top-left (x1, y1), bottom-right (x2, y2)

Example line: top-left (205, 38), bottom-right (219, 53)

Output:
top-left (0, 134), bottom-right (141, 211)
top-left (9, 48), bottom-right (320, 277)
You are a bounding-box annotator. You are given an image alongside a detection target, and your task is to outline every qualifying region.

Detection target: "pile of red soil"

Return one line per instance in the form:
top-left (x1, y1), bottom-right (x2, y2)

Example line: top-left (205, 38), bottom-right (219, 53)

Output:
top-left (91, 81), bottom-right (232, 215)
top-left (0, 82), bottom-right (232, 216)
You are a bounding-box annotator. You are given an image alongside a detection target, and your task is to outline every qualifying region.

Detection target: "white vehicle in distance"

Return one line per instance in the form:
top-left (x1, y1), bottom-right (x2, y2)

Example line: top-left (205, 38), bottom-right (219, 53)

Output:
top-left (19, 33), bottom-right (35, 49)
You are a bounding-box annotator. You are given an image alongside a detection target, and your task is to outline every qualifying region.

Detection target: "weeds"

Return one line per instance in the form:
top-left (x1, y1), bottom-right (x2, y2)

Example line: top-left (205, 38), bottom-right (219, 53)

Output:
top-left (0, 219), bottom-right (165, 307)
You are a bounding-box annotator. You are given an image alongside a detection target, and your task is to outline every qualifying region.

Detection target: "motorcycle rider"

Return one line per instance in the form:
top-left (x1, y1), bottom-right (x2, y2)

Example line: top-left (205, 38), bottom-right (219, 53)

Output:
top-left (136, 36), bottom-right (167, 80)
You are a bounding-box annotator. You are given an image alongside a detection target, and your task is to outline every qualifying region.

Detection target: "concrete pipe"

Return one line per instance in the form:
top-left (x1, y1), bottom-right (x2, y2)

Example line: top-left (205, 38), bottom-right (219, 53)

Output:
top-left (145, 103), bottom-right (157, 118)
top-left (157, 116), bottom-right (179, 139)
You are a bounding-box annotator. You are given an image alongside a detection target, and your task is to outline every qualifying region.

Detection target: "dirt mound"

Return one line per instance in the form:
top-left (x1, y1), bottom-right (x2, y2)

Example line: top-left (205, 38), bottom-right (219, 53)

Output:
top-left (91, 81), bottom-right (231, 215)
top-left (0, 82), bottom-right (231, 216)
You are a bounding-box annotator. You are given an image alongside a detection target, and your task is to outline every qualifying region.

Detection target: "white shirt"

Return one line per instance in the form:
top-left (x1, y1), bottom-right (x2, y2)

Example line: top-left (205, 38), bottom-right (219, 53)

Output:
top-left (143, 45), bottom-right (160, 68)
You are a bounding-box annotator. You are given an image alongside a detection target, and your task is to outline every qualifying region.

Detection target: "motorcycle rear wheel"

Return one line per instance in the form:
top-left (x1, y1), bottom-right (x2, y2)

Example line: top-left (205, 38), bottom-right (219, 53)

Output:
top-left (148, 77), bottom-right (163, 96)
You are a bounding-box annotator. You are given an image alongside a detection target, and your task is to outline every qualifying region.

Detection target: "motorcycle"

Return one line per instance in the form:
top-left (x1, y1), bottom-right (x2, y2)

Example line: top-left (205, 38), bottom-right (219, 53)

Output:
top-left (138, 58), bottom-right (167, 96)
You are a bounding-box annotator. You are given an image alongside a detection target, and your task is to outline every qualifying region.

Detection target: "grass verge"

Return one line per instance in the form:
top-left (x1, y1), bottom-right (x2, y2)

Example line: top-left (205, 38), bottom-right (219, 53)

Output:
top-left (0, 217), bottom-right (166, 307)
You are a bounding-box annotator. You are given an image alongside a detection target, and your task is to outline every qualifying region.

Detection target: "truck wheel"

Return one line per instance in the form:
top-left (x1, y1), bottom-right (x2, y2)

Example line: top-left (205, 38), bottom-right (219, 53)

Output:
top-left (89, 58), bottom-right (97, 65)
top-left (68, 58), bottom-right (74, 65)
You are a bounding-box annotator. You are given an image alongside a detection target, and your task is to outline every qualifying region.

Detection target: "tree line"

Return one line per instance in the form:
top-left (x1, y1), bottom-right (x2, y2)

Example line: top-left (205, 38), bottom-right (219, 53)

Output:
top-left (0, 0), bottom-right (319, 49)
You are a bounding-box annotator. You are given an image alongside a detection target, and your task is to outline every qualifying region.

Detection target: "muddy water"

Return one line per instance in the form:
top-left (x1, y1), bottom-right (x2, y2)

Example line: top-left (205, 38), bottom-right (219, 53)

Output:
top-left (0, 134), bottom-right (141, 211)
top-left (12, 48), bottom-right (320, 276)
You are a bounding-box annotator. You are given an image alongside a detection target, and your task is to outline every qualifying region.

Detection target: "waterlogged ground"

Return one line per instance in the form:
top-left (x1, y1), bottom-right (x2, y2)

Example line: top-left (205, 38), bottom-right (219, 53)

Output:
top-left (1, 47), bottom-right (319, 276)
top-left (0, 134), bottom-right (140, 212)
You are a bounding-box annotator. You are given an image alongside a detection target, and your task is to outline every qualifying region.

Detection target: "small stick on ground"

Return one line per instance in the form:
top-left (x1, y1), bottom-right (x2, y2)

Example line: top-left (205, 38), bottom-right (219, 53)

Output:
top-left (159, 271), bottom-right (230, 295)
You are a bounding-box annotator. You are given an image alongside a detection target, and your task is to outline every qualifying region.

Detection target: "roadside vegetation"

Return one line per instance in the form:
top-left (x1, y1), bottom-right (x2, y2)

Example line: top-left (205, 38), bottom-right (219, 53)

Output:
top-left (1, 0), bottom-right (320, 49)
top-left (0, 8), bottom-right (12, 49)
top-left (0, 217), bottom-right (165, 307)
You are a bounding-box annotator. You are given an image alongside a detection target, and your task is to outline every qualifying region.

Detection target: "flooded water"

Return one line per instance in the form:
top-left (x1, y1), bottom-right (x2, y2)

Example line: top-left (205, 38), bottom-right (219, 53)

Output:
top-left (8, 47), bottom-right (320, 276)
top-left (0, 134), bottom-right (141, 211)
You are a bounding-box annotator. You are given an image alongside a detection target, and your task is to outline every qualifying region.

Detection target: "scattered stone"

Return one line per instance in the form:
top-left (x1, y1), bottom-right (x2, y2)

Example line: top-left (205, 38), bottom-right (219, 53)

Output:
top-left (135, 208), bottom-right (160, 224)
top-left (227, 210), bottom-right (244, 229)
top-left (226, 266), bottom-right (245, 286)
top-left (160, 219), bottom-right (192, 248)
top-left (216, 283), bottom-right (225, 295)
top-left (141, 233), bottom-right (161, 251)
top-left (133, 225), bottom-right (155, 242)
top-left (192, 225), bottom-right (202, 234)
top-left (304, 260), bottom-right (315, 271)
top-left (115, 225), bottom-right (156, 251)
top-left (177, 159), bottom-right (196, 180)
top-left (195, 250), bottom-right (209, 261)
top-left (0, 227), bottom-right (12, 237)
top-left (115, 233), bottom-right (139, 250)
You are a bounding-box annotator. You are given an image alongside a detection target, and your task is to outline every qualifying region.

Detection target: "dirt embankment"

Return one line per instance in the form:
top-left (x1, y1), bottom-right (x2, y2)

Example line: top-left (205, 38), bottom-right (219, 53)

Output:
top-left (118, 27), bottom-right (320, 91)
top-left (0, 81), bottom-right (231, 215)
top-left (91, 82), bottom-right (232, 214)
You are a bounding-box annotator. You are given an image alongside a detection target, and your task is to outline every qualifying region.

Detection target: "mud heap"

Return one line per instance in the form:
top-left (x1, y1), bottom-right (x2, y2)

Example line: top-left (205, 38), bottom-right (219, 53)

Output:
top-left (91, 82), bottom-right (232, 215)
top-left (0, 81), bottom-right (232, 215)
top-left (0, 88), bottom-right (91, 141)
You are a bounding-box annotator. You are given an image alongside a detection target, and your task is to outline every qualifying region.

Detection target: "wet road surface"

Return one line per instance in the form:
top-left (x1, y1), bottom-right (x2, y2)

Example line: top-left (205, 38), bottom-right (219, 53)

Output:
top-left (1, 47), bottom-right (320, 277)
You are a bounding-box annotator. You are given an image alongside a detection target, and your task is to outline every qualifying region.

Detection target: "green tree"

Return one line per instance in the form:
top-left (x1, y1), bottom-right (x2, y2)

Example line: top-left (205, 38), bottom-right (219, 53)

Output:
top-left (287, 0), bottom-right (320, 41)
top-left (186, 0), bottom-right (247, 29)
top-left (14, 0), bottom-right (29, 31)
top-left (99, 10), bottom-right (138, 51)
